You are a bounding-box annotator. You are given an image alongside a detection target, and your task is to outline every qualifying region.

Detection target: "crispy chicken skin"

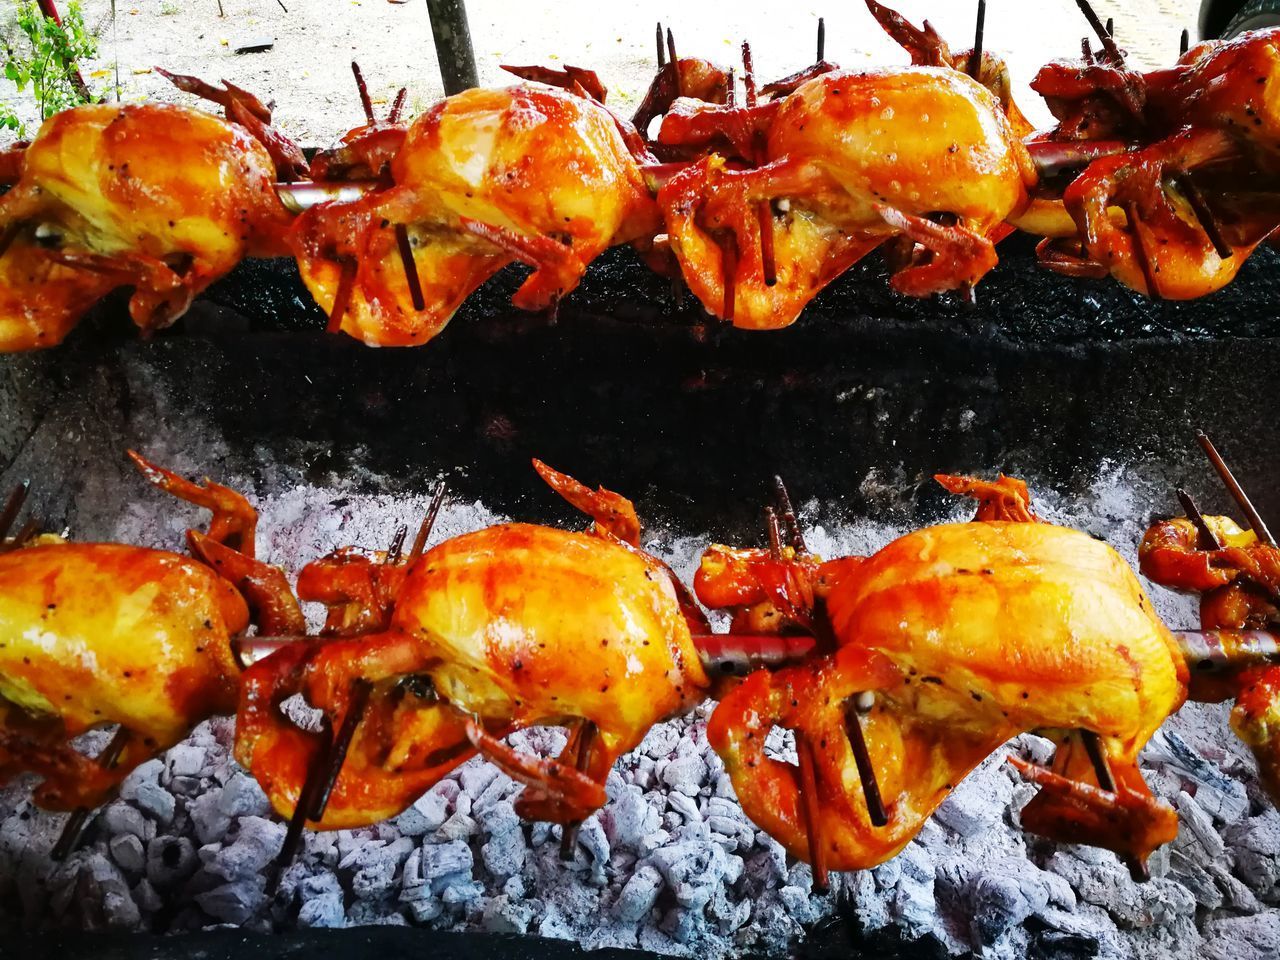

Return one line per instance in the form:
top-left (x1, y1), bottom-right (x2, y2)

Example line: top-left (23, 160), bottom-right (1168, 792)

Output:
top-left (0, 103), bottom-right (293, 351)
top-left (657, 66), bottom-right (1034, 328)
top-left (290, 85), bottom-right (660, 346)
top-left (0, 543), bottom-right (248, 809)
top-left (238, 523), bottom-right (709, 828)
top-left (710, 521), bottom-right (1185, 871)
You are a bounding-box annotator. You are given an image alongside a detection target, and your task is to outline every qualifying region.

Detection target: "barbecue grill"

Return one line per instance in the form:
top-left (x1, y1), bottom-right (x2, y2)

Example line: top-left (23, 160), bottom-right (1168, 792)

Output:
top-left (4, 1), bottom-right (1280, 957)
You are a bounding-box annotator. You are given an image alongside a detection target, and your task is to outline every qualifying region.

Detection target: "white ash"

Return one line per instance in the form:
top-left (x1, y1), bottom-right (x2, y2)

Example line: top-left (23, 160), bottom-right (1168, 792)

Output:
top-left (0, 463), bottom-right (1277, 958)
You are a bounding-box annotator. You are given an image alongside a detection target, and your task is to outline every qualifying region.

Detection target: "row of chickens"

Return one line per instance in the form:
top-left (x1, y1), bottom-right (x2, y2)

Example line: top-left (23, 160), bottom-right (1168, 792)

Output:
top-left (3, 1), bottom-right (1279, 350)
top-left (1, 444), bottom-right (1277, 890)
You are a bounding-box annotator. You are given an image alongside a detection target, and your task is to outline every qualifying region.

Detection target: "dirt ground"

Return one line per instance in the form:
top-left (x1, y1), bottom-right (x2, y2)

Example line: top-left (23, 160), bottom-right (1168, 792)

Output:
top-left (5, 0), bottom-right (1201, 146)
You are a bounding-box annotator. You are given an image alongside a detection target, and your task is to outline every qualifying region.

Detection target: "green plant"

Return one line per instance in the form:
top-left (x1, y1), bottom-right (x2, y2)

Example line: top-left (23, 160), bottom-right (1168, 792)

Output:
top-left (1, 1), bottom-right (98, 137)
top-left (160, 0), bottom-right (178, 14)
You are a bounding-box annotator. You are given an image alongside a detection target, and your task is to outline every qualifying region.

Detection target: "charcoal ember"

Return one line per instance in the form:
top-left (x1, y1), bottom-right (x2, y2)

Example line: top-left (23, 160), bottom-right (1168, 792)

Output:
top-left (195, 876), bottom-right (267, 924)
top-left (1225, 809), bottom-right (1280, 899)
top-left (458, 761), bottom-right (499, 799)
top-left (778, 885), bottom-right (821, 925)
top-left (441, 878), bottom-right (485, 907)
top-left (1028, 929), bottom-right (1100, 959)
top-left (935, 755), bottom-right (1012, 837)
top-left (573, 817), bottom-right (610, 884)
top-left (1145, 728), bottom-right (1249, 822)
top-left (647, 837), bottom-right (742, 911)
top-left (640, 722), bottom-right (680, 760)
top-left (146, 836), bottom-right (197, 887)
top-left (203, 816), bottom-right (285, 881)
top-left (64, 852), bottom-right (140, 930)
top-left (102, 801), bottom-right (154, 841)
top-left (108, 833), bottom-right (146, 874)
top-left (615, 863), bottom-right (663, 923)
top-left (165, 744), bottom-right (207, 779)
top-left (393, 790), bottom-right (450, 837)
top-left (600, 784), bottom-right (661, 850)
top-left (1201, 913), bottom-right (1280, 960)
top-left (1207, 862), bottom-right (1263, 913)
top-left (132, 878), bottom-right (163, 914)
top-left (1174, 791), bottom-right (1226, 860)
top-left (661, 754), bottom-right (709, 797)
top-left (849, 869), bottom-right (892, 933)
top-left (667, 791), bottom-right (701, 823)
top-left (341, 836), bottom-right (415, 898)
top-left (188, 771), bottom-right (271, 844)
top-left (481, 893), bottom-right (536, 934)
top-left (168, 776), bottom-right (203, 796)
top-left (965, 858), bottom-right (1057, 947)
top-left (117, 758), bottom-right (175, 824)
top-left (420, 838), bottom-right (474, 891)
top-left (437, 808), bottom-right (478, 841)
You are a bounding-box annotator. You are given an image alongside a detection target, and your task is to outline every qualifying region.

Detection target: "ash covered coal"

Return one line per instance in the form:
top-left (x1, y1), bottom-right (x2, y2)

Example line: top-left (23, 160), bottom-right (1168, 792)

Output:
top-left (0, 465), bottom-right (1277, 960)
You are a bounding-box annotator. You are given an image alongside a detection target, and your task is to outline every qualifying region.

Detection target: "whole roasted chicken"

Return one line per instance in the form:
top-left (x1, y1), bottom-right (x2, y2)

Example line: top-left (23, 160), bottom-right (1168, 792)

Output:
top-left (289, 84), bottom-right (660, 346)
top-left (655, 62), bottom-right (1034, 328)
top-left (0, 453), bottom-right (300, 818)
top-left (236, 461), bottom-right (710, 830)
top-left (702, 476), bottom-right (1185, 882)
top-left (0, 86), bottom-right (298, 350)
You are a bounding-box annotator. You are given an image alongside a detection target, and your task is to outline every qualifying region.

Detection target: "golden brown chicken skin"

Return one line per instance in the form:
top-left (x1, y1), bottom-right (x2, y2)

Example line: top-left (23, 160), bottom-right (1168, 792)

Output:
top-left (238, 524), bottom-right (709, 829)
top-left (0, 543), bottom-right (248, 810)
top-left (0, 103), bottom-right (293, 351)
top-left (290, 85), bottom-right (661, 347)
top-left (710, 519), bottom-right (1185, 874)
top-left (657, 67), bottom-right (1034, 328)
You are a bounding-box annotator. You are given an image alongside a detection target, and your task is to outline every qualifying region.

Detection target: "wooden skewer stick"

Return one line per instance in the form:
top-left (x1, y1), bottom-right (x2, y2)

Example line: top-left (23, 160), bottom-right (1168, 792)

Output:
top-left (666, 29), bottom-right (682, 98)
top-left (1075, 0), bottom-right (1125, 64)
top-left (844, 699), bottom-right (889, 827)
top-left (816, 17), bottom-right (826, 63)
top-left (1177, 488), bottom-right (1224, 550)
top-left (0, 516), bottom-right (41, 553)
top-left (1174, 175), bottom-right (1233, 261)
top-left (1197, 432), bottom-right (1276, 546)
top-left (773, 476), bottom-right (807, 552)
top-left (656, 22), bottom-right (666, 68)
top-left (795, 733), bottom-right (828, 892)
top-left (352, 62), bottom-right (376, 126)
top-left (385, 525), bottom-right (409, 565)
top-left (740, 41), bottom-right (777, 287)
top-left (0, 480), bottom-right (30, 542)
top-left (309, 679), bottom-right (374, 821)
top-left (765, 505), bottom-right (783, 560)
top-left (1080, 730), bottom-right (1149, 881)
top-left (967, 0), bottom-right (986, 79)
top-left (394, 223), bottom-right (427, 311)
top-left (326, 258), bottom-right (358, 334)
top-left (271, 719), bottom-right (334, 891)
top-left (559, 719), bottom-right (598, 859)
top-left (1180, 28), bottom-right (1190, 56)
top-left (1125, 202), bottom-right (1161, 299)
top-left (51, 727), bottom-right (131, 861)
top-left (388, 87), bottom-right (408, 124)
top-left (409, 482), bottom-right (448, 560)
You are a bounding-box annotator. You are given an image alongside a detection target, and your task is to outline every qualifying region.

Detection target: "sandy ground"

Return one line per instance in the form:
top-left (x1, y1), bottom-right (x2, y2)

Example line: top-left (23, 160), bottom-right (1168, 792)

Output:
top-left (2, 0), bottom-right (1201, 145)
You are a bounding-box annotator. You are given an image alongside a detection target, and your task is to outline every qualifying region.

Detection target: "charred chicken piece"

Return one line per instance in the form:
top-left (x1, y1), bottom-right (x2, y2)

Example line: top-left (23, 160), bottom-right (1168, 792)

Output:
top-left (1140, 513), bottom-right (1280, 801)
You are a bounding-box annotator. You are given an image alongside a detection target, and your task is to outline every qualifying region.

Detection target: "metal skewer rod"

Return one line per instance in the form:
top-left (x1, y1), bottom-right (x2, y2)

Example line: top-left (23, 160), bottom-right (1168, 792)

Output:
top-left (1080, 730), bottom-right (1149, 881)
top-left (1197, 432), bottom-right (1276, 546)
top-left (1180, 27), bottom-right (1190, 56)
top-left (773, 476), bottom-right (807, 552)
top-left (845, 699), bottom-right (889, 827)
top-left (816, 17), bottom-right (826, 63)
top-left (386, 524), bottom-right (409, 565)
top-left (272, 719), bottom-right (334, 891)
top-left (656, 22), bottom-right (666, 68)
top-left (352, 62), bottom-right (376, 126)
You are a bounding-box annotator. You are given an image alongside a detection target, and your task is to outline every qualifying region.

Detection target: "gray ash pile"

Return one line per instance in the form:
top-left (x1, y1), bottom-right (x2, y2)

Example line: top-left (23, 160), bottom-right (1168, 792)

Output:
top-left (0, 466), bottom-right (1277, 960)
